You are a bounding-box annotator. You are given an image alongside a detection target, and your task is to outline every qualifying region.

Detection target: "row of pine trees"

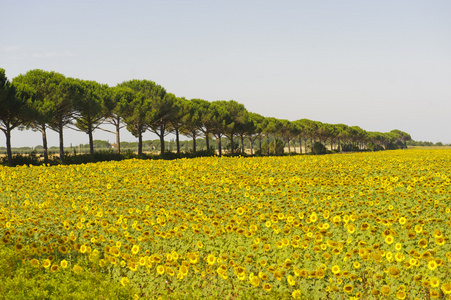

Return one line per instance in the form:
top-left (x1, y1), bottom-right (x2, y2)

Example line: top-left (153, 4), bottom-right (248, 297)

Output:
top-left (0, 68), bottom-right (411, 165)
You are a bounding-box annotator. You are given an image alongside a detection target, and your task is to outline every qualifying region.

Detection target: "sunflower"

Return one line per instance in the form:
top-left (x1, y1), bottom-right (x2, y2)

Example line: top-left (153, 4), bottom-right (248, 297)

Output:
top-left (435, 237), bottom-right (445, 246)
top-left (60, 259), bottom-right (68, 268)
top-left (292, 290), bottom-right (302, 298)
top-left (343, 284), bottom-right (353, 293)
top-left (441, 283), bottom-right (451, 295)
top-left (287, 275), bottom-right (295, 286)
top-left (316, 269), bottom-right (325, 279)
top-left (249, 274), bottom-right (260, 287)
top-left (360, 222), bottom-right (370, 231)
top-left (347, 223), bottom-right (356, 234)
top-left (262, 283), bottom-right (272, 292)
top-left (430, 277), bottom-right (440, 288)
top-left (109, 257), bottom-right (117, 265)
top-left (109, 246), bottom-right (120, 257)
top-left (166, 267), bottom-right (175, 276)
top-left (381, 285), bottom-right (391, 296)
top-left (259, 271), bottom-right (268, 280)
top-left (206, 254), bottom-right (216, 265)
top-left (236, 207), bottom-right (244, 215)
top-left (128, 261), bottom-right (138, 272)
top-left (120, 277), bottom-right (130, 286)
top-left (414, 225), bottom-right (423, 234)
top-left (30, 259), bottom-right (39, 267)
top-left (396, 290), bottom-right (406, 300)
top-left (418, 239), bottom-right (428, 248)
top-left (176, 264), bottom-right (188, 276)
top-left (156, 265), bottom-right (165, 275)
top-left (73, 265), bottom-right (83, 274)
top-left (428, 260), bottom-right (438, 271)
top-left (50, 264), bottom-right (59, 272)
top-left (42, 259), bottom-right (51, 269)
top-left (331, 265), bottom-right (340, 275)
top-left (430, 290), bottom-right (440, 299)
top-left (131, 245), bottom-right (140, 255)
top-left (388, 266), bottom-right (400, 277)
top-left (385, 235), bottom-right (394, 244)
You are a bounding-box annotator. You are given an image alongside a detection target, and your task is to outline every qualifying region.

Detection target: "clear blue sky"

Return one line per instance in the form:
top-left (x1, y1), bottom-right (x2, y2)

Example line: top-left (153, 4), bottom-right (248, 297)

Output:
top-left (2, 0), bottom-right (450, 147)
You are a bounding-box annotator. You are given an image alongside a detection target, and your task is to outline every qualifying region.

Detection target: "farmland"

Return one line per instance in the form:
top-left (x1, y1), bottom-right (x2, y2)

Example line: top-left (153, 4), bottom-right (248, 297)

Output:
top-left (0, 149), bottom-right (450, 299)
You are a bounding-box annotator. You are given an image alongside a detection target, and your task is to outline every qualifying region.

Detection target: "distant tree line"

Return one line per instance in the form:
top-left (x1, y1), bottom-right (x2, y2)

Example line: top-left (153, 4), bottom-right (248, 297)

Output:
top-left (1, 68), bottom-right (412, 165)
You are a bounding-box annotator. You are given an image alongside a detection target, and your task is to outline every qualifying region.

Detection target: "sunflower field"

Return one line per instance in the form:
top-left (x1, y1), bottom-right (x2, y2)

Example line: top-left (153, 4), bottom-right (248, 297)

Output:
top-left (1, 149), bottom-right (450, 299)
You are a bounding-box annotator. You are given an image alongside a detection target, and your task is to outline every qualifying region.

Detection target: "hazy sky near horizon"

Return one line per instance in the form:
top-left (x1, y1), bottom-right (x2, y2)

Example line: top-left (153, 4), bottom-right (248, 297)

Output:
top-left (2, 0), bottom-right (451, 147)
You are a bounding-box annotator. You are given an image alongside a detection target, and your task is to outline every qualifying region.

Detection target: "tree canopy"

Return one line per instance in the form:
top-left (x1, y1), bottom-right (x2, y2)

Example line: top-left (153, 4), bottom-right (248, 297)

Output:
top-left (3, 68), bottom-right (414, 164)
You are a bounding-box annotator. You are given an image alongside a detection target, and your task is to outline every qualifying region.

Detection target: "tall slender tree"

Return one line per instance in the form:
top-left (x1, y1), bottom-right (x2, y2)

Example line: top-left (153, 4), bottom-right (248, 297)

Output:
top-left (13, 70), bottom-right (65, 162)
top-left (191, 99), bottom-right (215, 150)
top-left (119, 80), bottom-right (161, 156)
top-left (236, 111), bottom-right (254, 154)
top-left (148, 92), bottom-right (178, 157)
top-left (72, 79), bottom-right (108, 155)
top-left (246, 112), bottom-right (264, 155)
top-left (0, 69), bottom-right (29, 165)
top-left (181, 100), bottom-right (202, 152)
top-left (45, 77), bottom-right (80, 162)
top-left (210, 101), bottom-right (231, 156)
top-left (216, 100), bottom-right (247, 155)
top-left (100, 86), bottom-right (133, 153)
top-left (168, 97), bottom-right (188, 154)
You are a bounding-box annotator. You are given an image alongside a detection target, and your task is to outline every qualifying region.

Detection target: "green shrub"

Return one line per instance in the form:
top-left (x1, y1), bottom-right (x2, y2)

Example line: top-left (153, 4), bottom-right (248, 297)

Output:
top-left (311, 142), bottom-right (327, 155)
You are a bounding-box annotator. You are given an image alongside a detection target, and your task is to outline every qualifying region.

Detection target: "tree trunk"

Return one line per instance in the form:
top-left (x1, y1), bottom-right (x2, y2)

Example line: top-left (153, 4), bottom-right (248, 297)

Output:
top-left (230, 134), bottom-right (234, 154)
top-left (218, 136), bottom-right (222, 156)
top-left (159, 126), bottom-right (165, 157)
top-left (138, 129), bottom-right (143, 156)
top-left (205, 131), bottom-right (210, 150)
top-left (5, 127), bottom-right (13, 166)
top-left (273, 135), bottom-right (277, 154)
top-left (175, 128), bottom-right (180, 154)
top-left (88, 125), bottom-right (94, 156)
top-left (298, 138), bottom-right (302, 154)
top-left (116, 119), bottom-right (121, 154)
top-left (250, 138), bottom-right (253, 155)
top-left (192, 134), bottom-right (196, 152)
top-left (259, 136), bottom-right (262, 154)
top-left (58, 121), bottom-right (65, 163)
top-left (266, 136), bottom-right (270, 155)
top-left (287, 138), bottom-right (291, 153)
top-left (41, 124), bottom-right (48, 163)
top-left (240, 135), bottom-right (244, 153)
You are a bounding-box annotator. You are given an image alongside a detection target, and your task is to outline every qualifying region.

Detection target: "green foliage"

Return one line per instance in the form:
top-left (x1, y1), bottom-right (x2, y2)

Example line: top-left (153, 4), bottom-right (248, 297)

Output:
top-left (260, 139), bottom-right (284, 155)
top-left (0, 152), bottom-right (40, 166)
top-left (271, 139), bottom-right (285, 155)
top-left (341, 143), bottom-right (360, 152)
top-left (4, 68), bottom-right (425, 164)
top-left (311, 142), bottom-right (327, 155)
top-left (386, 140), bottom-right (407, 150)
top-left (226, 141), bottom-right (240, 152)
top-left (366, 143), bottom-right (385, 151)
